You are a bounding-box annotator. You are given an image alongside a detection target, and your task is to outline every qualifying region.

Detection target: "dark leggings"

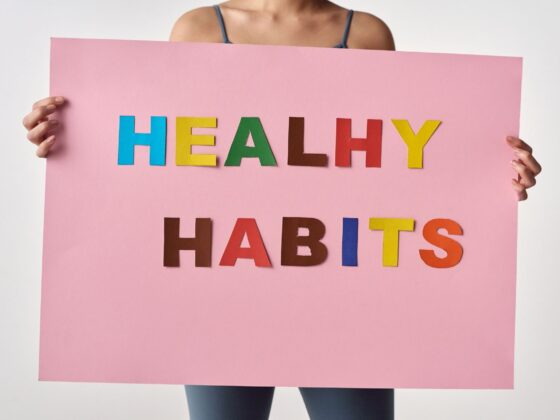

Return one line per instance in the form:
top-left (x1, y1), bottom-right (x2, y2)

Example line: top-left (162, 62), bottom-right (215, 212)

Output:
top-left (185, 385), bottom-right (394, 420)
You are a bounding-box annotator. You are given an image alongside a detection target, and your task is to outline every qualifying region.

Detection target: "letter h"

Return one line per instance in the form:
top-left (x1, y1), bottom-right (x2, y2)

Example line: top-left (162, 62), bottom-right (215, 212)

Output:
top-left (118, 115), bottom-right (167, 166)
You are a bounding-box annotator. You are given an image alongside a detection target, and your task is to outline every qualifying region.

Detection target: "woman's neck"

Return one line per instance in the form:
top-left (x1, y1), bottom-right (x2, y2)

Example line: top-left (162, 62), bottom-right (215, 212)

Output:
top-left (232, 0), bottom-right (332, 15)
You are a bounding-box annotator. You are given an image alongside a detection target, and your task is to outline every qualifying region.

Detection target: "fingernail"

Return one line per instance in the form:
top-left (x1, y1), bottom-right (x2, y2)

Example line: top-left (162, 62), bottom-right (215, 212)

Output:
top-left (55, 96), bottom-right (65, 103)
top-left (46, 135), bottom-right (55, 143)
top-left (46, 104), bottom-right (56, 111)
top-left (510, 160), bottom-right (518, 167)
top-left (506, 136), bottom-right (515, 141)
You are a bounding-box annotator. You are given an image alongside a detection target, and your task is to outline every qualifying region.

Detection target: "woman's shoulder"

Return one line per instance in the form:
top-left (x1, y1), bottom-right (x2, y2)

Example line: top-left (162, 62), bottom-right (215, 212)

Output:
top-left (169, 6), bottom-right (223, 42)
top-left (348, 10), bottom-right (395, 51)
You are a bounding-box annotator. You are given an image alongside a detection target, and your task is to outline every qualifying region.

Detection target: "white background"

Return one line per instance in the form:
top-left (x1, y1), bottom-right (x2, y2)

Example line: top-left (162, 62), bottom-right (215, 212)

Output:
top-left (1, 0), bottom-right (559, 418)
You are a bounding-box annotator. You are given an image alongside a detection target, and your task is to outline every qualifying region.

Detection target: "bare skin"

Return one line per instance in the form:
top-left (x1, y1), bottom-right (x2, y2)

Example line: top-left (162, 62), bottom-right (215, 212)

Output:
top-left (22, 0), bottom-right (541, 200)
top-left (169, 0), bottom-right (395, 49)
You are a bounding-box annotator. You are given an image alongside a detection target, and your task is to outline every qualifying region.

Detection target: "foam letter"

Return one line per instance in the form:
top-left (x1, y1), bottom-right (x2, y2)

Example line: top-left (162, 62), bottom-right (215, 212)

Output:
top-left (118, 116), bottom-right (167, 166)
top-left (335, 118), bottom-right (382, 167)
top-left (163, 218), bottom-right (212, 267)
top-left (391, 119), bottom-right (441, 168)
top-left (281, 217), bottom-right (328, 266)
top-left (219, 218), bottom-right (272, 267)
top-left (176, 117), bottom-right (217, 166)
top-left (419, 218), bottom-right (463, 268)
top-left (287, 117), bottom-right (328, 167)
top-left (224, 117), bottom-right (277, 166)
top-left (369, 218), bottom-right (415, 267)
top-left (342, 217), bottom-right (359, 266)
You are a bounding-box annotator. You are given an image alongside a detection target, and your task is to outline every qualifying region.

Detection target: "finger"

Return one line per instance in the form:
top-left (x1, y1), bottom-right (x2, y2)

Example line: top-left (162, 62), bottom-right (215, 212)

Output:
top-left (511, 178), bottom-right (528, 201)
top-left (511, 159), bottom-right (536, 188)
top-left (513, 147), bottom-right (542, 175)
top-left (36, 135), bottom-right (56, 158)
top-left (32, 96), bottom-right (65, 110)
top-left (506, 136), bottom-right (532, 154)
top-left (26, 119), bottom-right (60, 145)
top-left (22, 104), bottom-right (59, 130)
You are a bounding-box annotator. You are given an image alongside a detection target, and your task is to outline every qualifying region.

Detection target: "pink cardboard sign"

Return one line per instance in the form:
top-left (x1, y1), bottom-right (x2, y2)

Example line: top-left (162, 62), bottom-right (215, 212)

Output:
top-left (40, 38), bottom-right (522, 388)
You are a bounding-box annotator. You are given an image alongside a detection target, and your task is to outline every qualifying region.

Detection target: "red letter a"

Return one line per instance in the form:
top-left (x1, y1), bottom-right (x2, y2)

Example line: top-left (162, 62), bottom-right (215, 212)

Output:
top-left (220, 218), bottom-right (272, 267)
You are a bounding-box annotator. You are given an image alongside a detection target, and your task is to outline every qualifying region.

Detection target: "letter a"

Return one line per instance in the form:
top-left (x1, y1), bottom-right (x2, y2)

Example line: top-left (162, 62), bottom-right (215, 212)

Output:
top-left (219, 218), bottom-right (272, 267)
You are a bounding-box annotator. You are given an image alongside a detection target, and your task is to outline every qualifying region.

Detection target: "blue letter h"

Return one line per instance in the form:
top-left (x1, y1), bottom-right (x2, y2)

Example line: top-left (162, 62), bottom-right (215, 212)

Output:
top-left (118, 115), bottom-right (167, 166)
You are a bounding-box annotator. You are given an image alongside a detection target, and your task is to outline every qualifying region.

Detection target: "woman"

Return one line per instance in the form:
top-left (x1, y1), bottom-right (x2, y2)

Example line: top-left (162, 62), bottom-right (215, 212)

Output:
top-left (22, 1), bottom-right (541, 419)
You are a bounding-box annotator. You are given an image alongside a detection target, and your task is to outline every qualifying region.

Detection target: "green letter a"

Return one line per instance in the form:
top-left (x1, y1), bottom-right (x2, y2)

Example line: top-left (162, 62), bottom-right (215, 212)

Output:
top-left (225, 117), bottom-right (277, 166)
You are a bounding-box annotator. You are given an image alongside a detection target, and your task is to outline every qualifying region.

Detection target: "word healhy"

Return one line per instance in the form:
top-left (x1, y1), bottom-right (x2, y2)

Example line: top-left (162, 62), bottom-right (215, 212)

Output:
top-left (164, 217), bottom-right (464, 269)
top-left (118, 116), bottom-right (442, 168)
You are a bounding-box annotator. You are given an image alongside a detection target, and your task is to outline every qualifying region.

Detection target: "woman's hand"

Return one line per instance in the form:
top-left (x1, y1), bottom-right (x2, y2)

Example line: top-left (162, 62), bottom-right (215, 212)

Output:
top-left (506, 136), bottom-right (541, 201)
top-left (22, 96), bottom-right (66, 158)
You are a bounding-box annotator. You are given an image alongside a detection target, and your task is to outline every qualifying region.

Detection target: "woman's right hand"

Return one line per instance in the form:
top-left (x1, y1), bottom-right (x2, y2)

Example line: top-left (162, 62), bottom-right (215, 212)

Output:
top-left (22, 96), bottom-right (66, 158)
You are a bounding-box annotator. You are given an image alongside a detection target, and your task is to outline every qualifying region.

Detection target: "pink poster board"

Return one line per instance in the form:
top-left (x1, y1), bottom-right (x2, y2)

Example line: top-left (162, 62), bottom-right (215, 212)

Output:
top-left (40, 38), bottom-right (522, 388)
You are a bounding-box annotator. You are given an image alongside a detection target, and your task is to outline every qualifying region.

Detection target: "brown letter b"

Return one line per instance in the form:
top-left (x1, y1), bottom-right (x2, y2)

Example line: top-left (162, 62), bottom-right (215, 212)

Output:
top-left (281, 217), bottom-right (328, 266)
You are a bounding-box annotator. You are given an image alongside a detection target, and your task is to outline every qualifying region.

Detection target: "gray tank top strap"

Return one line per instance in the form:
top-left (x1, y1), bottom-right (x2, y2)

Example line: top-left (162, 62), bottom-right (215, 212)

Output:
top-left (339, 9), bottom-right (354, 48)
top-left (213, 5), bottom-right (231, 44)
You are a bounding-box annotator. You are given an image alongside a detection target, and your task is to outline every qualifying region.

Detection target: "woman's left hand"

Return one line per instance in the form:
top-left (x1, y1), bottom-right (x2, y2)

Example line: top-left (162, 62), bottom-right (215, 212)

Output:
top-left (506, 136), bottom-right (542, 201)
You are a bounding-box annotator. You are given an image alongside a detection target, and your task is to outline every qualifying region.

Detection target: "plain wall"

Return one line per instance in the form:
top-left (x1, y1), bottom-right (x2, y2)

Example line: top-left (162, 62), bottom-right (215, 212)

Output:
top-left (1, 0), bottom-right (559, 418)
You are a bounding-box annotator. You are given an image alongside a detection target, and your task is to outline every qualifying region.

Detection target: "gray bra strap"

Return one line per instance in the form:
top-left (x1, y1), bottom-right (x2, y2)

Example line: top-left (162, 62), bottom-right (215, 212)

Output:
top-left (340, 10), bottom-right (354, 48)
top-left (213, 5), bottom-right (231, 44)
